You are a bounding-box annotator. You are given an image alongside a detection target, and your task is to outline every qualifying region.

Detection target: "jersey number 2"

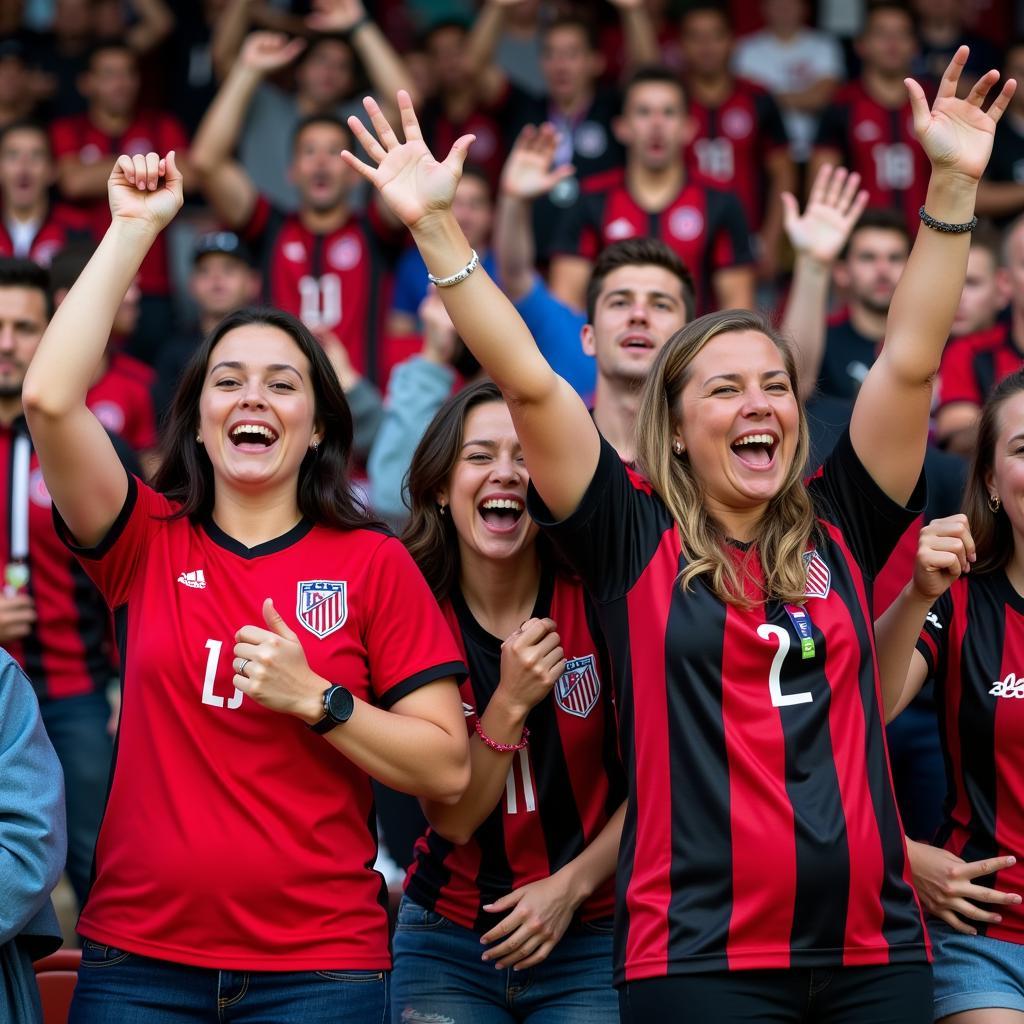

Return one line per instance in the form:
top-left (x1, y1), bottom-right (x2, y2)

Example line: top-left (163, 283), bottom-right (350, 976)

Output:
top-left (200, 639), bottom-right (243, 710)
top-left (757, 624), bottom-right (813, 708)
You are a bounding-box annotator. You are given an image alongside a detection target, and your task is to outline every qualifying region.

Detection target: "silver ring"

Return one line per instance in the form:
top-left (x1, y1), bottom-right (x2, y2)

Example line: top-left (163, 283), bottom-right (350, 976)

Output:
top-left (238, 659), bottom-right (250, 675)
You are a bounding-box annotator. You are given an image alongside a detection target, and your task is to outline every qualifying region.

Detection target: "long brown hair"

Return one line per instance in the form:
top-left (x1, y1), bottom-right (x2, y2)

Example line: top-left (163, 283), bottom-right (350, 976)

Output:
top-left (152, 306), bottom-right (377, 531)
top-left (634, 308), bottom-right (817, 607)
top-left (964, 369), bottom-right (1024, 574)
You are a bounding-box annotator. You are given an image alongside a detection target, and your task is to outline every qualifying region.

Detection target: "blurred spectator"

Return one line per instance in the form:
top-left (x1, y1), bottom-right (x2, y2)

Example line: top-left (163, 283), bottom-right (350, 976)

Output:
top-left (192, 31), bottom-right (402, 385)
top-left (677, 3), bottom-right (796, 281)
top-left (812, 2), bottom-right (930, 233)
top-left (732, 0), bottom-right (845, 163)
top-left (50, 243), bottom-right (159, 466)
top-left (0, 40), bottom-right (45, 130)
top-left (487, 0), bottom-right (544, 98)
top-left (549, 67), bottom-right (755, 316)
top-left (388, 165), bottom-right (497, 338)
top-left (949, 221), bottom-right (1009, 339)
top-left (0, 650), bottom-right (65, 1024)
top-left (152, 230), bottom-right (260, 418)
top-left (936, 214), bottom-right (1024, 455)
top-left (818, 207), bottom-right (909, 400)
top-left (166, 0), bottom-right (231, 136)
top-left (49, 40), bottom-right (192, 352)
top-left (911, 0), bottom-right (1001, 89)
top-left (0, 121), bottom-right (90, 265)
top-left (213, 0), bottom-right (419, 210)
top-left (976, 39), bottom-right (1024, 226)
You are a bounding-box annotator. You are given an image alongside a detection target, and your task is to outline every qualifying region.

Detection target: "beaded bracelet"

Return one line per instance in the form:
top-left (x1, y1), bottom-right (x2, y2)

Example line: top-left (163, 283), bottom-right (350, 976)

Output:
top-left (918, 206), bottom-right (978, 234)
top-left (475, 717), bottom-right (529, 753)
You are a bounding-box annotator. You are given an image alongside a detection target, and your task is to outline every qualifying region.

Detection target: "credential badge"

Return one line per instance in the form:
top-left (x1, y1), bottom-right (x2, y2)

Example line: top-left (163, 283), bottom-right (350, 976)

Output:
top-left (296, 580), bottom-right (348, 639)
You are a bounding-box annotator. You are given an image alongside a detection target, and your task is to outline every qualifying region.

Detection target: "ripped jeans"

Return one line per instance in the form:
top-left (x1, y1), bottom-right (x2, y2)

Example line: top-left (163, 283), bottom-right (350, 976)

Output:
top-left (390, 896), bottom-right (618, 1024)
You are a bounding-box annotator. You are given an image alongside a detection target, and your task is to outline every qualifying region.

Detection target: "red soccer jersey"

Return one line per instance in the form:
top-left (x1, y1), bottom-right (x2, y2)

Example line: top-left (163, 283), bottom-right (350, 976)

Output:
top-left (0, 203), bottom-right (90, 266)
top-left (528, 430), bottom-right (929, 984)
top-left (86, 353), bottom-right (158, 453)
top-left (241, 197), bottom-right (397, 386)
top-left (917, 572), bottom-right (1024, 945)
top-left (0, 420), bottom-right (117, 699)
top-left (685, 79), bottom-right (789, 232)
top-left (404, 569), bottom-right (625, 930)
top-left (49, 111), bottom-right (189, 295)
top-left (57, 475), bottom-right (465, 970)
top-left (815, 80), bottom-right (931, 231)
top-left (937, 322), bottom-right (1021, 409)
top-left (552, 169), bottom-right (753, 315)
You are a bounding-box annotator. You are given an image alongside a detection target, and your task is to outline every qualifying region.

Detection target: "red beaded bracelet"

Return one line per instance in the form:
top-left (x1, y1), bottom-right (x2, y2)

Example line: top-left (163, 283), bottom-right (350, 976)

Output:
top-left (475, 717), bottom-right (529, 752)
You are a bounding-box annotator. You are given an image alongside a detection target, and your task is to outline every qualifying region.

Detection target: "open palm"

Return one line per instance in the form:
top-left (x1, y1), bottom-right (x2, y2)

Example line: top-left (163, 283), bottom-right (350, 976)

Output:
top-left (908, 46), bottom-right (1016, 181)
top-left (342, 92), bottom-right (472, 229)
top-left (108, 151), bottom-right (183, 233)
top-left (501, 123), bottom-right (574, 201)
top-left (783, 165), bottom-right (868, 264)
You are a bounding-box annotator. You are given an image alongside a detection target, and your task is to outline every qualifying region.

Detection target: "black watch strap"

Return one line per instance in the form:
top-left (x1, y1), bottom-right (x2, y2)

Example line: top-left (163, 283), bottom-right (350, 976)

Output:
top-left (309, 684), bottom-right (354, 734)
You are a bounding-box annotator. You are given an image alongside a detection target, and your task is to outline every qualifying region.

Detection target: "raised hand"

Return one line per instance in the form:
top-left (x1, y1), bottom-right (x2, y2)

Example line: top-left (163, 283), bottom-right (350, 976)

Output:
top-left (108, 151), bottom-right (183, 234)
top-left (782, 165), bottom-right (869, 265)
top-left (342, 91), bottom-right (474, 230)
top-left (907, 45), bottom-right (1016, 181)
top-left (307, 0), bottom-right (367, 34)
top-left (497, 617), bottom-right (565, 719)
top-left (911, 514), bottom-right (975, 602)
top-left (499, 123), bottom-right (575, 202)
top-left (239, 31), bottom-right (306, 75)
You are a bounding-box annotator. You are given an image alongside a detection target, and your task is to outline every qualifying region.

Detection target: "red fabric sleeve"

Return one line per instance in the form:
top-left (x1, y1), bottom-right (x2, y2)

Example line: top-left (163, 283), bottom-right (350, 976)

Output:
top-left (937, 337), bottom-right (983, 408)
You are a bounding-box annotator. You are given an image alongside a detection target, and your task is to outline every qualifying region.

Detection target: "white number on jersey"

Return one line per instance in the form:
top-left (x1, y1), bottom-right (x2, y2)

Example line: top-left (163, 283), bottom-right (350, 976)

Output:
top-left (872, 143), bottom-right (914, 190)
top-left (298, 273), bottom-right (342, 329)
top-left (200, 638), bottom-right (243, 710)
top-left (504, 747), bottom-right (537, 814)
top-left (758, 624), bottom-right (814, 708)
top-left (693, 137), bottom-right (735, 181)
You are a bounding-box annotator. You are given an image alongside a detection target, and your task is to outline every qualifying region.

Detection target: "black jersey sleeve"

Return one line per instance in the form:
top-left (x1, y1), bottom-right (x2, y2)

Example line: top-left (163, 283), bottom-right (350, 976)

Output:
top-left (708, 189), bottom-right (755, 268)
top-left (550, 188), bottom-right (601, 261)
top-left (526, 433), bottom-right (673, 603)
top-left (814, 101), bottom-right (849, 156)
top-left (915, 588), bottom-right (952, 680)
top-left (755, 91), bottom-right (790, 152)
top-left (807, 427), bottom-right (926, 578)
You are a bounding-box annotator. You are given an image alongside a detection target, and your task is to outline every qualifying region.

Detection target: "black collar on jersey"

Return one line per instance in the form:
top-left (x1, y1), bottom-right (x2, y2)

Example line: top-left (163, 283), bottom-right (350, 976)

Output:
top-left (450, 561), bottom-right (557, 650)
top-left (994, 568), bottom-right (1024, 617)
top-left (201, 515), bottom-right (314, 559)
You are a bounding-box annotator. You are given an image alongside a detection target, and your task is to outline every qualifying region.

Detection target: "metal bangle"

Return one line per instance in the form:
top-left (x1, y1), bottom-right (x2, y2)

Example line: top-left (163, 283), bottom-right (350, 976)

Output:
top-left (427, 249), bottom-right (480, 288)
top-left (918, 205), bottom-right (978, 234)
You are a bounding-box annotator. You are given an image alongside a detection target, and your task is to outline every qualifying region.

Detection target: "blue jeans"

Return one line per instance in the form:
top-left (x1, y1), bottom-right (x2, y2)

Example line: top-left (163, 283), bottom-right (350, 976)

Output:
top-left (391, 895), bottom-right (618, 1024)
top-left (69, 940), bottom-right (389, 1023)
top-left (38, 691), bottom-right (113, 907)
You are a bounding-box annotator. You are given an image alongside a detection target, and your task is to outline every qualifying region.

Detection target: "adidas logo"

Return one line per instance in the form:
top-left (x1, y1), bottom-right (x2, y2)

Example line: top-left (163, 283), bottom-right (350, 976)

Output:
top-left (177, 569), bottom-right (207, 589)
top-left (989, 672), bottom-right (1024, 699)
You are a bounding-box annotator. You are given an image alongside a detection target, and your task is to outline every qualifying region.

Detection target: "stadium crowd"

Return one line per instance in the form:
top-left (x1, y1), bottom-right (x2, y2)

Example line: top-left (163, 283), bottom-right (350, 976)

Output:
top-left (4, 0), bottom-right (1024, 1021)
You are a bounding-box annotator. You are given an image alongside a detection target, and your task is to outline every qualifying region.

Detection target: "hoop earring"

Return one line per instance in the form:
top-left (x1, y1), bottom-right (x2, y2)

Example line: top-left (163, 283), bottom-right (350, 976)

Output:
top-left (989, 493), bottom-right (1002, 513)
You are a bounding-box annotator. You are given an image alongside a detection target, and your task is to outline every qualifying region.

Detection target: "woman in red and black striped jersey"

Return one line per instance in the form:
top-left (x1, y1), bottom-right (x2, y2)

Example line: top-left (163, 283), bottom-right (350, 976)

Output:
top-left (391, 381), bottom-right (626, 1023)
top-left (879, 370), bottom-right (1024, 1022)
top-left (18, 151), bottom-right (471, 1024)
top-left (346, 47), bottom-right (1016, 1023)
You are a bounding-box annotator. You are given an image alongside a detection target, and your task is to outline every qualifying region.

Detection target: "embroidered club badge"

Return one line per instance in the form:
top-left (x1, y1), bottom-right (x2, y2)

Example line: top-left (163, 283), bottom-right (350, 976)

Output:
top-left (296, 580), bottom-right (348, 639)
top-left (555, 655), bottom-right (601, 719)
top-left (803, 550), bottom-right (832, 600)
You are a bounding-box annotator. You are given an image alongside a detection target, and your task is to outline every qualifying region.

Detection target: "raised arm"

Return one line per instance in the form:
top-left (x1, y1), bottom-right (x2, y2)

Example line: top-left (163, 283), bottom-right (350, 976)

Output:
top-left (851, 48), bottom-right (1016, 505)
top-left (343, 92), bottom-right (601, 521)
top-left (192, 32), bottom-right (306, 228)
top-left (463, 0), bottom-right (516, 103)
top-left (23, 153), bottom-right (183, 547)
top-left (610, 0), bottom-right (660, 71)
top-left (780, 164), bottom-right (868, 400)
top-left (124, 0), bottom-right (175, 55)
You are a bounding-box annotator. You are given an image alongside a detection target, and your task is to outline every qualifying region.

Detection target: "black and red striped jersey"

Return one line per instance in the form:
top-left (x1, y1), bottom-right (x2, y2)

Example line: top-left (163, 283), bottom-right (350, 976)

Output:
top-left (239, 196), bottom-right (399, 386)
top-left (551, 169), bottom-right (753, 315)
top-left (0, 202), bottom-right (90, 266)
top-left (814, 80), bottom-right (931, 231)
top-left (404, 568), bottom-right (625, 931)
top-left (917, 572), bottom-right (1024, 944)
top-left (685, 79), bottom-right (789, 233)
top-left (528, 430), bottom-right (929, 984)
top-left (937, 323), bottom-right (1022, 411)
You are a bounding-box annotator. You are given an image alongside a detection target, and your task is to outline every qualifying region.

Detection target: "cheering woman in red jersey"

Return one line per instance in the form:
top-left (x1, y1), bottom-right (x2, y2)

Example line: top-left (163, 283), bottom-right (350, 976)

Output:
top-left (393, 380), bottom-right (625, 1023)
top-left (20, 150), bottom-right (469, 1024)
top-left (879, 370), bottom-right (1024, 1023)
top-left (343, 47), bottom-right (1015, 1024)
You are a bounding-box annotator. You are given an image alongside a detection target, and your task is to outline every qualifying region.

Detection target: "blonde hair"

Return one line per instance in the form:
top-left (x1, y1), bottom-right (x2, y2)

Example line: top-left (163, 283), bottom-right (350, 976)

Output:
top-left (634, 309), bottom-right (818, 607)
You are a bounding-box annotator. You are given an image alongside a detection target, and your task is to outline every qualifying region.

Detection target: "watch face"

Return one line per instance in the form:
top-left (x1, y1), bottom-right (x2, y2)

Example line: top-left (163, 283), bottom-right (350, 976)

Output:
top-left (324, 685), bottom-right (355, 723)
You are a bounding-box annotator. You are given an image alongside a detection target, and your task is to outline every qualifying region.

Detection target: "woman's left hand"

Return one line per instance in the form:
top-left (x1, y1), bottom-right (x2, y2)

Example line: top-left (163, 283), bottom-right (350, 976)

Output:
top-left (233, 598), bottom-right (322, 723)
top-left (480, 871), bottom-right (583, 970)
top-left (908, 45), bottom-right (1016, 182)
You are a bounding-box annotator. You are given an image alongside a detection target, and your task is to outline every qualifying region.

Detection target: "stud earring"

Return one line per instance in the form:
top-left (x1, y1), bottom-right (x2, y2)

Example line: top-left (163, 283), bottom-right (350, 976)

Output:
top-left (195, 432), bottom-right (202, 443)
top-left (438, 503), bottom-right (447, 516)
top-left (310, 439), bottom-right (320, 452)
top-left (672, 440), bottom-right (685, 456)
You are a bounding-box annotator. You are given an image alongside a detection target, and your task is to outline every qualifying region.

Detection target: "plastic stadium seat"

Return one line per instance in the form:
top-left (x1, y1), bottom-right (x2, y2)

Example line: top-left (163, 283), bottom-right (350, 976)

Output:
top-left (33, 948), bottom-right (80, 1024)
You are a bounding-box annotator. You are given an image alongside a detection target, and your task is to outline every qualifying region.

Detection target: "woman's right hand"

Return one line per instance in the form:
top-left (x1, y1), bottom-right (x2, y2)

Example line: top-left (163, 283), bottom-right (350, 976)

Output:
top-left (108, 150), bottom-right (183, 235)
top-left (497, 617), bottom-right (566, 718)
top-left (907, 838), bottom-right (1021, 935)
top-left (911, 514), bottom-right (975, 602)
top-left (342, 90), bottom-right (474, 230)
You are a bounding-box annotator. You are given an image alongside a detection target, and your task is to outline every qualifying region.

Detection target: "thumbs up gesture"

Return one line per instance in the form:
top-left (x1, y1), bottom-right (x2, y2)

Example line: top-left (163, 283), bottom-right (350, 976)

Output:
top-left (233, 598), bottom-right (324, 723)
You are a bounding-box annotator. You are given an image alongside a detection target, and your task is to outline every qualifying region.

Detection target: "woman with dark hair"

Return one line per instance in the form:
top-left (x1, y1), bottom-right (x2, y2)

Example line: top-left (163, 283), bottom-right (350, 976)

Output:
top-left (391, 379), bottom-right (625, 1023)
top-left (343, 48), bottom-right (1015, 1024)
top-left (20, 151), bottom-right (470, 1024)
top-left (878, 370), bottom-right (1024, 1023)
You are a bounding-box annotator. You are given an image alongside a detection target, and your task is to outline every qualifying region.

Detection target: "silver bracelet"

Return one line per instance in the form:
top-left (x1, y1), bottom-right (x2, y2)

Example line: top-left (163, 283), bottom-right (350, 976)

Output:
top-left (918, 206), bottom-right (977, 234)
top-left (428, 249), bottom-right (480, 288)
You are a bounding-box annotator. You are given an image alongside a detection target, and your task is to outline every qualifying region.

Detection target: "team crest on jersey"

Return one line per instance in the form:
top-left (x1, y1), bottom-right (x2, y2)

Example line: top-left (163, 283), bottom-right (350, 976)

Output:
top-left (669, 206), bottom-right (704, 241)
top-left (606, 217), bottom-right (636, 240)
top-left (722, 107), bottom-right (753, 139)
top-left (296, 580), bottom-right (347, 638)
top-left (90, 400), bottom-right (125, 434)
top-left (29, 467), bottom-right (51, 508)
top-left (802, 550), bottom-right (831, 599)
top-left (555, 655), bottom-right (601, 719)
top-left (329, 235), bottom-right (361, 270)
